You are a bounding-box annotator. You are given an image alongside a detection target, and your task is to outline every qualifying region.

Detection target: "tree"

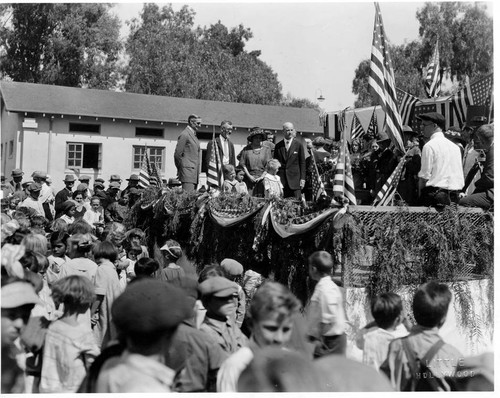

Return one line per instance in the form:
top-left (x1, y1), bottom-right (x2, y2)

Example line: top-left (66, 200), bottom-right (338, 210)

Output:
top-left (124, 4), bottom-right (282, 105)
top-left (351, 2), bottom-right (493, 106)
top-left (0, 3), bottom-right (122, 88)
top-left (280, 93), bottom-right (321, 111)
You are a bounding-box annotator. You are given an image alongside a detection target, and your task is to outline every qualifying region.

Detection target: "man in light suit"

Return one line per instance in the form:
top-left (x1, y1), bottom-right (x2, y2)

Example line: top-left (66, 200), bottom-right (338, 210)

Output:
top-left (274, 122), bottom-right (306, 199)
top-left (206, 120), bottom-right (236, 178)
top-left (174, 114), bottom-right (202, 192)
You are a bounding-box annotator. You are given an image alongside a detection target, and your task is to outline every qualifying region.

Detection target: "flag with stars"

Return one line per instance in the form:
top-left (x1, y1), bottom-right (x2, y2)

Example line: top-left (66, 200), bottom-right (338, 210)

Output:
top-left (424, 40), bottom-right (441, 98)
top-left (368, 2), bottom-right (405, 153)
top-left (397, 89), bottom-right (420, 126)
top-left (366, 108), bottom-right (379, 141)
top-left (373, 154), bottom-right (406, 207)
top-left (351, 112), bottom-right (366, 141)
top-left (310, 154), bottom-right (326, 201)
top-left (332, 128), bottom-right (356, 205)
top-left (207, 131), bottom-right (224, 189)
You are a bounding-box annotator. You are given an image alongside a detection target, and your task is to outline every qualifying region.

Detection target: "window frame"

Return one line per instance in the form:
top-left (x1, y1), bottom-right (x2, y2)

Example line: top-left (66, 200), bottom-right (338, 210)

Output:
top-left (132, 146), bottom-right (164, 172)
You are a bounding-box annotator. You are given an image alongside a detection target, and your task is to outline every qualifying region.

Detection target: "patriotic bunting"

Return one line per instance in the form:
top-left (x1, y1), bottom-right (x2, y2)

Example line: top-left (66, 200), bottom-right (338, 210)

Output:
top-left (332, 128), bottom-right (356, 205)
top-left (207, 132), bottom-right (224, 189)
top-left (368, 2), bottom-right (405, 153)
top-left (424, 40), bottom-right (441, 98)
top-left (372, 155), bottom-right (406, 207)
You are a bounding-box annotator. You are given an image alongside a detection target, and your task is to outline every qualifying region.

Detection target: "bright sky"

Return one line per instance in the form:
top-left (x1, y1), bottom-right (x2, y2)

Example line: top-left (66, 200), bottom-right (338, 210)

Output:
top-left (112, 1), bottom-right (494, 113)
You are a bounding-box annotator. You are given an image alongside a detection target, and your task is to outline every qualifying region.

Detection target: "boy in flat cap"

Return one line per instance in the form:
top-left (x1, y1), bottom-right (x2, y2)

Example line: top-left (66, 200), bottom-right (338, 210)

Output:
top-left (417, 112), bottom-right (464, 208)
top-left (95, 279), bottom-right (193, 392)
top-left (199, 276), bottom-right (248, 355)
top-left (20, 182), bottom-right (45, 217)
top-left (220, 259), bottom-right (246, 328)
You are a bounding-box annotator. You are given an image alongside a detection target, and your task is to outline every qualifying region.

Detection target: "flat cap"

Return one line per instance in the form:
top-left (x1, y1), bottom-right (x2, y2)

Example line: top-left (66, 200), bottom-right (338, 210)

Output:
top-left (27, 182), bottom-right (42, 192)
top-left (61, 200), bottom-right (77, 213)
top-left (126, 174), bottom-right (140, 181)
top-left (94, 178), bottom-right (105, 184)
top-left (112, 279), bottom-right (192, 334)
top-left (220, 258), bottom-right (244, 276)
top-left (79, 175), bottom-right (91, 181)
top-left (1, 281), bottom-right (41, 308)
top-left (11, 169), bottom-right (24, 177)
top-left (313, 137), bottom-right (326, 146)
top-left (199, 276), bottom-right (238, 297)
top-left (108, 181), bottom-right (121, 189)
top-left (416, 112), bottom-right (445, 126)
top-left (76, 183), bottom-right (88, 191)
top-left (32, 171), bottom-right (47, 179)
top-left (93, 182), bottom-right (105, 189)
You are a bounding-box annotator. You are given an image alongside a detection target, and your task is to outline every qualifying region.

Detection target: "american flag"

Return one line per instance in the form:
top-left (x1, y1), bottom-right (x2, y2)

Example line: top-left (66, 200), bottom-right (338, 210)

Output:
top-left (138, 147), bottom-right (160, 188)
top-left (424, 40), bottom-right (441, 98)
top-left (397, 88), bottom-right (420, 125)
top-left (368, 3), bottom-right (405, 153)
top-left (366, 108), bottom-right (379, 140)
top-left (337, 107), bottom-right (347, 135)
top-left (206, 132), bottom-right (224, 189)
top-left (449, 74), bottom-right (493, 127)
top-left (351, 112), bottom-right (365, 141)
top-left (372, 154), bottom-right (406, 206)
top-left (310, 154), bottom-right (326, 201)
top-left (332, 129), bottom-right (356, 205)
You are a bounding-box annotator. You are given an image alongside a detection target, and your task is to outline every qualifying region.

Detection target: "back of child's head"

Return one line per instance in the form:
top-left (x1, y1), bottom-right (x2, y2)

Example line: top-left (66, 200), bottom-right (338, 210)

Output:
top-left (19, 250), bottom-right (49, 275)
top-left (134, 257), bottom-right (160, 278)
top-left (92, 240), bottom-right (118, 263)
top-left (412, 281), bottom-right (452, 328)
top-left (51, 275), bottom-right (95, 312)
top-left (266, 159), bottom-right (281, 173)
top-left (21, 233), bottom-right (48, 256)
top-left (30, 215), bottom-right (48, 232)
top-left (51, 218), bottom-right (69, 233)
top-left (308, 250), bottom-right (334, 275)
top-left (160, 239), bottom-right (182, 261)
top-left (50, 230), bottom-right (70, 248)
top-left (68, 219), bottom-right (93, 235)
top-left (67, 233), bottom-right (93, 257)
top-left (371, 292), bottom-right (403, 330)
top-left (223, 164), bottom-right (235, 178)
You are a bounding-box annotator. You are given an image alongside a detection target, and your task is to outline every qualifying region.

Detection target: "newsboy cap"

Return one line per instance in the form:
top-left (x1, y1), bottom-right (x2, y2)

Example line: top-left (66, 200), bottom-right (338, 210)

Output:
top-left (220, 258), bottom-right (244, 276)
top-left (94, 178), bottom-right (105, 184)
top-left (108, 182), bottom-right (121, 189)
top-left (126, 174), bottom-right (140, 181)
top-left (31, 171), bottom-right (47, 179)
top-left (112, 279), bottom-right (192, 334)
top-left (416, 112), bottom-right (445, 127)
top-left (199, 276), bottom-right (238, 298)
top-left (79, 175), bottom-right (91, 181)
top-left (27, 182), bottom-right (42, 192)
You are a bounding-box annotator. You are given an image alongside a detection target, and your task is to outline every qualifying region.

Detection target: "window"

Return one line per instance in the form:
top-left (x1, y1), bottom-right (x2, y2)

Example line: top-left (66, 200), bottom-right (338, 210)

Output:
top-left (67, 142), bottom-right (100, 168)
top-left (9, 140), bottom-right (13, 158)
top-left (133, 146), bottom-right (164, 171)
top-left (135, 127), bottom-right (164, 138)
top-left (69, 123), bottom-right (100, 134)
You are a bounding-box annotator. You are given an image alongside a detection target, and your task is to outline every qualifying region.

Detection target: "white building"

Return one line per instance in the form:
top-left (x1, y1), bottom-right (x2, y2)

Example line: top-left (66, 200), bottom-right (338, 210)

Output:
top-left (1, 81), bottom-right (324, 192)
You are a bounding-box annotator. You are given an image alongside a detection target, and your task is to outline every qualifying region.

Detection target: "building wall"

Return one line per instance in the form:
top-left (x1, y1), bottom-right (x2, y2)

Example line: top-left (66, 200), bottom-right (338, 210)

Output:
top-left (17, 114), bottom-right (253, 192)
top-left (1, 103), bottom-right (23, 177)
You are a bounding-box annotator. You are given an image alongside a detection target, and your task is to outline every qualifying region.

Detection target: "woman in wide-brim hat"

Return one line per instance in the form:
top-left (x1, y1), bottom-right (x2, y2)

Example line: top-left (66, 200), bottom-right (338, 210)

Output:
top-left (238, 128), bottom-right (271, 196)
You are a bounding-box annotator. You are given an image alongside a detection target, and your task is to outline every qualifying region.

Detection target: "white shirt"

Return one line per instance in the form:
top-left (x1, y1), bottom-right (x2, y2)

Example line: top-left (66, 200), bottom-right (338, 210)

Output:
top-left (217, 345), bottom-right (255, 392)
top-left (20, 196), bottom-right (45, 216)
top-left (221, 136), bottom-right (230, 165)
top-left (360, 324), bottom-right (408, 370)
top-left (285, 139), bottom-right (293, 151)
top-left (418, 131), bottom-right (464, 190)
top-left (308, 276), bottom-right (346, 336)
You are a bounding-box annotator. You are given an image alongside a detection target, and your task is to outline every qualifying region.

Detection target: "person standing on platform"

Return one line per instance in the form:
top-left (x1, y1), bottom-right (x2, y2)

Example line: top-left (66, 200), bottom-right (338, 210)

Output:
top-left (207, 121), bottom-right (236, 171)
top-left (417, 112), bottom-right (464, 208)
top-left (274, 122), bottom-right (306, 199)
top-left (174, 114), bottom-right (202, 193)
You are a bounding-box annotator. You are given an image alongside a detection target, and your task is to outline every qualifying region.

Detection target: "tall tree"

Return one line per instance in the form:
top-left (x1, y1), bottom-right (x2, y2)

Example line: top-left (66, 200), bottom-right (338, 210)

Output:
top-left (124, 4), bottom-right (282, 105)
top-left (0, 3), bottom-right (122, 88)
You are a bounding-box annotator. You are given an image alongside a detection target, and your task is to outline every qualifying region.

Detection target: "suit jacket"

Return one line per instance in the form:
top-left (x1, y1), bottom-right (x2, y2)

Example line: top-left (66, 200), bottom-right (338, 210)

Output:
top-left (274, 138), bottom-right (306, 190)
top-left (206, 136), bottom-right (236, 170)
top-left (54, 187), bottom-right (73, 218)
top-left (174, 126), bottom-right (201, 184)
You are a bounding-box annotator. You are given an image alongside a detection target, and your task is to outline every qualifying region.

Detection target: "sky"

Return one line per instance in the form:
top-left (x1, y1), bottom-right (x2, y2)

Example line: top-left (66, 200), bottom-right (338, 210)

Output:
top-left (111, 1), bottom-right (494, 113)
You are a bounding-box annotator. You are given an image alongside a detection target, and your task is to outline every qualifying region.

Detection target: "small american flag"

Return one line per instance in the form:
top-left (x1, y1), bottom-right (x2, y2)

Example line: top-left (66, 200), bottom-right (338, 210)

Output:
top-left (138, 147), bottom-right (154, 188)
top-left (310, 155), bottom-right (326, 201)
top-left (337, 108), bottom-right (347, 135)
top-left (149, 162), bottom-right (162, 187)
top-left (206, 133), bottom-right (223, 189)
top-left (373, 155), bottom-right (406, 207)
top-left (397, 88), bottom-right (420, 126)
top-left (351, 112), bottom-right (365, 141)
top-left (368, 3), bottom-right (405, 153)
top-left (424, 40), bottom-right (441, 98)
top-left (366, 108), bottom-right (379, 140)
top-left (332, 129), bottom-right (356, 205)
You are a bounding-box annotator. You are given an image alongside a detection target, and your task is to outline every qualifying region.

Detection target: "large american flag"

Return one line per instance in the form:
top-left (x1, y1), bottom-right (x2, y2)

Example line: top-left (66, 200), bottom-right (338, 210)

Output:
top-left (368, 2), bottom-right (405, 153)
top-left (449, 74), bottom-right (493, 127)
top-left (138, 147), bottom-right (161, 188)
top-left (351, 112), bottom-right (365, 141)
top-left (206, 132), bottom-right (224, 189)
top-left (332, 128), bottom-right (356, 205)
top-left (373, 154), bottom-right (406, 207)
top-left (424, 40), bottom-right (441, 98)
top-left (397, 88), bottom-right (420, 126)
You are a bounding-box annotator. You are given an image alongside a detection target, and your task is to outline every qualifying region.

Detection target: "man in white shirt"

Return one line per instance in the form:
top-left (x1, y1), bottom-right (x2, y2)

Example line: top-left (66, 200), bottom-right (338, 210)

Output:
top-left (32, 171), bottom-right (55, 220)
top-left (20, 182), bottom-right (45, 216)
top-left (417, 112), bottom-right (464, 208)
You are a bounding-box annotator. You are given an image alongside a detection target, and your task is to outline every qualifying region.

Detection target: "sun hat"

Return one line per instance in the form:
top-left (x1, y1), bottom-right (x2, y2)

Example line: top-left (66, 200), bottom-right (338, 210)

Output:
top-left (1, 281), bottom-right (41, 308)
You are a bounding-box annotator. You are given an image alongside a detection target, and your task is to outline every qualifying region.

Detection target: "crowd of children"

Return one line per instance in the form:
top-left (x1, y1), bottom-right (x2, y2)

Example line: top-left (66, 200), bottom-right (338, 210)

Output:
top-left (1, 187), bottom-right (494, 392)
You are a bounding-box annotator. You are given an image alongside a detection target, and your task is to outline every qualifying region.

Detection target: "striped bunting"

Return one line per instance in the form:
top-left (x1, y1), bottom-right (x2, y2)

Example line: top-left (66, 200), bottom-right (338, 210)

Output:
top-left (450, 76), bottom-right (473, 128)
top-left (207, 133), bottom-right (224, 189)
top-left (310, 154), bottom-right (326, 201)
top-left (351, 112), bottom-right (365, 141)
top-left (373, 155), bottom-right (406, 207)
top-left (397, 89), bottom-right (420, 126)
top-left (424, 40), bottom-right (441, 98)
top-left (138, 148), bottom-right (151, 188)
top-left (368, 2), bottom-right (405, 153)
top-left (332, 128), bottom-right (356, 205)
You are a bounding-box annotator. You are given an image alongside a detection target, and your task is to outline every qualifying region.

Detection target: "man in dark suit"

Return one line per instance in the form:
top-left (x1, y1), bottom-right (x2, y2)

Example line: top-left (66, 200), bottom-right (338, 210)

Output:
top-left (54, 174), bottom-right (76, 218)
top-left (175, 115), bottom-right (202, 192)
top-left (274, 122), bottom-right (306, 199)
top-left (206, 120), bottom-right (236, 172)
